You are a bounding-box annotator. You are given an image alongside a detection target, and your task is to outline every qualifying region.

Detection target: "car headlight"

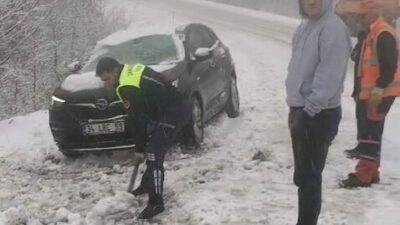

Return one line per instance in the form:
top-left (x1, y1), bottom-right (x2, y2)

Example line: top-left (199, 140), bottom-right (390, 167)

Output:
top-left (171, 80), bottom-right (179, 88)
top-left (51, 96), bottom-right (66, 107)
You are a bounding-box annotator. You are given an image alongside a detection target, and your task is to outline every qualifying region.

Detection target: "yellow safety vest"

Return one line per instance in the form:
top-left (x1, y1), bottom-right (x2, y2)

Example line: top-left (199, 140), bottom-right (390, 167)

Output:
top-left (116, 64), bottom-right (146, 101)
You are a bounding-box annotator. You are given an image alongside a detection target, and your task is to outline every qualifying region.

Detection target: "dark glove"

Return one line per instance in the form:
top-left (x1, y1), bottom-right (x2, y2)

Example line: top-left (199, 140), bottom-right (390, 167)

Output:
top-left (135, 143), bottom-right (146, 154)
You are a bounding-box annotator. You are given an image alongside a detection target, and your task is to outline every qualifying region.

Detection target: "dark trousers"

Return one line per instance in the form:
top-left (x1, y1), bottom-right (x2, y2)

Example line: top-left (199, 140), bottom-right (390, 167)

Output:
top-left (355, 97), bottom-right (395, 160)
top-left (140, 100), bottom-right (191, 203)
top-left (289, 107), bottom-right (341, 225)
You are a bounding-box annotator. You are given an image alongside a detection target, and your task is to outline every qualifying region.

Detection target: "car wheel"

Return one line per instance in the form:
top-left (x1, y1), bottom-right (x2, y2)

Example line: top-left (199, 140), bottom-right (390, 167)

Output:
top-left (226, 75), bottom-right (240, 118)
top-left (189, 95), bottom-right (204, 146)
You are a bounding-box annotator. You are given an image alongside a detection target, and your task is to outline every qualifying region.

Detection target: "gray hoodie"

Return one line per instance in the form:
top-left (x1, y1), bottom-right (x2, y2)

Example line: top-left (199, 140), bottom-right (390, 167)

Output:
top-left (286, 0), bottom-right (351, 116)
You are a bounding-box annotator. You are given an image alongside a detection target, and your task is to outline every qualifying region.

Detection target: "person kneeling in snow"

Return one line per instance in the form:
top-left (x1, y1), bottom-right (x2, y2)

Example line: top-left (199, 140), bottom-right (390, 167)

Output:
top-left (96, 57), bottom-right (191, 219)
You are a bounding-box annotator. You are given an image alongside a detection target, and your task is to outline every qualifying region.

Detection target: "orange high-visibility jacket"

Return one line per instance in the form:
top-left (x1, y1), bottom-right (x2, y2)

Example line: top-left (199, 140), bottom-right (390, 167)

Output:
top-left (359, 16), bottom-right (400, 100)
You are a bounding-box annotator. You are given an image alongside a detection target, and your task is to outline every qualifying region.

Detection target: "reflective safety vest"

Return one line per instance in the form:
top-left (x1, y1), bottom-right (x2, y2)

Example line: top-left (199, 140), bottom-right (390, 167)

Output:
top-left (116, 64), bottom-right (146, 101)
top-left (359, 16), bottom-right (400, 100)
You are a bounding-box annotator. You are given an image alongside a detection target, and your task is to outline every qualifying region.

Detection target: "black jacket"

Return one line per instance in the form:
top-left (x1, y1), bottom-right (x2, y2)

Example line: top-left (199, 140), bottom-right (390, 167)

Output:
top-left (117, 65), bottom-right (183, 152)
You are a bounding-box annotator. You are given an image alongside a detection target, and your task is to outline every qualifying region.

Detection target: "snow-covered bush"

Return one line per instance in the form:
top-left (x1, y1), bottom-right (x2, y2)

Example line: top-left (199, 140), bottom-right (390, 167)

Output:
top-left (0, 0), bottom-right (130, 120)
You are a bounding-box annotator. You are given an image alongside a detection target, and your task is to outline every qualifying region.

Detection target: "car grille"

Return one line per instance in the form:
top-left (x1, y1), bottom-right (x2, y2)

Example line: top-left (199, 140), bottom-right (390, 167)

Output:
top-left (49, 101), bottom-right (136, 148)
top-left (67, 100), bottom-right (124, 120)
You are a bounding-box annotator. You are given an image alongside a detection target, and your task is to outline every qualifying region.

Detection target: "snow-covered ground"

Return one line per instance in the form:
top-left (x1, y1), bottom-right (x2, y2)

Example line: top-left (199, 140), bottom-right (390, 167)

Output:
top-left (1, 0), bottom-right (400, 224)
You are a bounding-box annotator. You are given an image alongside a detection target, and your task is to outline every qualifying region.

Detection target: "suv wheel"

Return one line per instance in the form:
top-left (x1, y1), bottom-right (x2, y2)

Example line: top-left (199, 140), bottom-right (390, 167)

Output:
top-left (226, 75), bottom-right (240, 118)
top-left (189, 95), bottom-right (204, 146)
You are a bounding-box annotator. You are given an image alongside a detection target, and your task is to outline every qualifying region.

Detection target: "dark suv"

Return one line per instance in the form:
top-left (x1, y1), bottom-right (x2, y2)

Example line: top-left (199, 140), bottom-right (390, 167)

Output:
top-left (49, 23), bottom-right (240, 157)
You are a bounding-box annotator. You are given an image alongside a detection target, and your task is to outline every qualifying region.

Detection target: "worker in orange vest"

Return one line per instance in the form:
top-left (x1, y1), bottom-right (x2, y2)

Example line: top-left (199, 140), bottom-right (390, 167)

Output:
top-left (336, 0), bottom-right (400, 188)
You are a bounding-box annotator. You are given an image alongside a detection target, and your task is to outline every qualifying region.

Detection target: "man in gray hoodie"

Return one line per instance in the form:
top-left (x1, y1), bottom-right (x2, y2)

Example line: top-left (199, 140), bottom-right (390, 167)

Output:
top-left (286, 0), bottom-right (351, 224)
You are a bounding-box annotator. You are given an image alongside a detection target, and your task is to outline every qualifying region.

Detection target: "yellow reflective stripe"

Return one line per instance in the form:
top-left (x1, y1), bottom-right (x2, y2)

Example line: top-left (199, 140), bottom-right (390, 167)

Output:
top-left (360, 87), bottom-right (374, 92)
top-left (359, 139), bottom-right (380, 145)
top-left (364, 41), bottom-right (379, 65)
top-left (359, 154), bottom-right (379, 161)
top-left (360, 58), bottom-right (378, 66)
top-left (388, 81), bottom-right (400, 88)
top-left (360, 81), bottom-right (400, 92)
top-left (116, 64), bottom-right (146, 101)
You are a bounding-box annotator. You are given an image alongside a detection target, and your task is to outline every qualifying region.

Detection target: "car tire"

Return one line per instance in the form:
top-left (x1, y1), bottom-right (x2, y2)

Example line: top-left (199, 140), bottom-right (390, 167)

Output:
top-left (188, 95), bottom-right (204, 146)
top-left (226, 75), bottom-right (240, 118)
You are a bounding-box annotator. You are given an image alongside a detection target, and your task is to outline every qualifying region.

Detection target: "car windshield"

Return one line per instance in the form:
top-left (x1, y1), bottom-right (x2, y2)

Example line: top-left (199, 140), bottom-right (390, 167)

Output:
top-left (82, 34), bottom-right (179, 72)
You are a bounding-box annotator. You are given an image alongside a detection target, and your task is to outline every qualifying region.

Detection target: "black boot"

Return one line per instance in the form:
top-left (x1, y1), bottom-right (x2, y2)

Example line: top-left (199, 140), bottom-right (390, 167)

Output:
top-left (344, 146), bottom-right (361, 159)
top-left (131, 184), bottom-right (148, 196)
top-left (339, 173), bottom-right (371, 188)
top-left (371, 176), bottom-right (380, 184)
top-left (138, 198), bottom-right (165, 219)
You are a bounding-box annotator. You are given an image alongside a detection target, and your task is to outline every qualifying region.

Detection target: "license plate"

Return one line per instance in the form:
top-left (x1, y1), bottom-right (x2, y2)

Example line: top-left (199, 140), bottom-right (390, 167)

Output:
top-left (82, 121), bottom-right (125, 136)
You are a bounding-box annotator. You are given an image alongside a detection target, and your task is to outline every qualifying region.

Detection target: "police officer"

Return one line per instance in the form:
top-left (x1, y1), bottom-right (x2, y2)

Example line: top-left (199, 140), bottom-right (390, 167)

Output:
top-left (96, 57), bottom-right (190, 219)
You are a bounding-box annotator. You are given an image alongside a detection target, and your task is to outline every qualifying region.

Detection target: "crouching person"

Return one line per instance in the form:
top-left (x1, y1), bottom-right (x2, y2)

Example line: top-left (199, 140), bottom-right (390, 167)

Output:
top-left (96, 57), bottom-right (191, 219)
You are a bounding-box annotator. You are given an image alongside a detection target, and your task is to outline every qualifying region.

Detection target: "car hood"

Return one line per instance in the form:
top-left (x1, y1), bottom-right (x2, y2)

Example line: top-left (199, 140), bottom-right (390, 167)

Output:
top-left (61, 71), bottom-right (104, 93)
top-left (56, 63), bottom-right (179, 104)
top-left (61, 64), bottom-right (176, 93)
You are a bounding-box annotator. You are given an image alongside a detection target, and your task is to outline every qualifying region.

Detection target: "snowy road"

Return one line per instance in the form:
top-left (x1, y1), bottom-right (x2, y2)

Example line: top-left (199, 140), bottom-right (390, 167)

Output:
top-left (1, 0), bottom-right (400, 224)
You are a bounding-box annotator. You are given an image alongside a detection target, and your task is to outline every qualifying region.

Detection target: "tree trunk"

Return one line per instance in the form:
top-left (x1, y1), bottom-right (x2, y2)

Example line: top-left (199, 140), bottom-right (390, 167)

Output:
top-left (33, 57), bottom-right (37, 110)
top-left (13, 81), bottom-right (18, 115)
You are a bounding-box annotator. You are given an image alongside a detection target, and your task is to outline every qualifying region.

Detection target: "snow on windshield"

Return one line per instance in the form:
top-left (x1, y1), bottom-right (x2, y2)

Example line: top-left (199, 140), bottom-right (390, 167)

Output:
top-left (82, 34), bottom-right (183, 73)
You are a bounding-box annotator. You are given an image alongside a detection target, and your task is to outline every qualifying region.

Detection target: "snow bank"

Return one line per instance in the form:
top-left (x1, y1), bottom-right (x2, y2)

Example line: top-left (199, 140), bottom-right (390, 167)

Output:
top-left (0, 111), bottom-right (58, 164)
top-left (0, 206), bottom-right (28, 225)
top-left (85, 192), bottom-right (138, 225)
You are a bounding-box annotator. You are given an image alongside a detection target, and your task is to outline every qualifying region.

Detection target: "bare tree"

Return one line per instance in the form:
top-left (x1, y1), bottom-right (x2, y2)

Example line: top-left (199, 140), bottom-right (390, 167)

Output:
top-left (0, 0), bottom-right (130, 120)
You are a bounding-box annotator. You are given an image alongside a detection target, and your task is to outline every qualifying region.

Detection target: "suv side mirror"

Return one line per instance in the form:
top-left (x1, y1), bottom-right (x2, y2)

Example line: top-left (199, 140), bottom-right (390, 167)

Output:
top-left (194, 48), bottom-right (212, 58)
top-left (190, 40), bottom-right (220, 61)
top-left (67, 61), bottom-right (82, 73)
